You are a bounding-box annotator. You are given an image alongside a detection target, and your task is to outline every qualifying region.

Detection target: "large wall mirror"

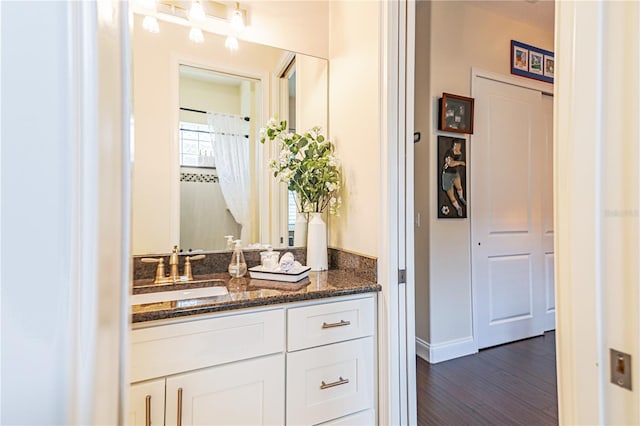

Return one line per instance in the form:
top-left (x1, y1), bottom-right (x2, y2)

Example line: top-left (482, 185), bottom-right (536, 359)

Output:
top-left (131, 13), bottom-right (328, 254)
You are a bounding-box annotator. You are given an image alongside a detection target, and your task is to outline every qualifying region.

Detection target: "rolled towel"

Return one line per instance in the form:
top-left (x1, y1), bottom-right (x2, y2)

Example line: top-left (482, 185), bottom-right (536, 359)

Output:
top-left (279, 252), bottom-right (295, 272)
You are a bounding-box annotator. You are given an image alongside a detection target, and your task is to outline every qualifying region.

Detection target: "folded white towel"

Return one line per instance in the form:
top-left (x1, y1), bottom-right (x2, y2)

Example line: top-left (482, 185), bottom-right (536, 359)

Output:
top-left (279, 252), bottom-right (295, 272)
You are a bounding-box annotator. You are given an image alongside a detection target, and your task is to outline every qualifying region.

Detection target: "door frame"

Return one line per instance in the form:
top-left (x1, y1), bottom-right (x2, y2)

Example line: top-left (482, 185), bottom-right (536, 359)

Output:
top-left (470, 68), bottom-right (553, 351)
top-left (378, 0), bottom-right (416, 424)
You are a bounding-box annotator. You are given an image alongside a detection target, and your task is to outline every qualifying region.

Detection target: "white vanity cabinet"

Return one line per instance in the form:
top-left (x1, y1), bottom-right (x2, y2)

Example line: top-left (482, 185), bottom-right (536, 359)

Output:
top-left (286, 296), bottom-right (376, 425)
top-left (127, 379), bottom-right (165, 426)
top-left (129, 293), bottom-right (377, 426)
top-left (165, 354), bottom-right (285, 426)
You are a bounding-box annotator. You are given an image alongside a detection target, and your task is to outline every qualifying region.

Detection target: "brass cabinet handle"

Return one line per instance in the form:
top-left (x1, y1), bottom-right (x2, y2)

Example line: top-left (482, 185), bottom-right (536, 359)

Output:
top-left (177, 388), bottom-right (183, 426)
top-left (320, 376), bottom-right (350, 390)
top-left (322, 320), bottom-right (351, 329)
top-left (145, 395), bottom-right (151, 426)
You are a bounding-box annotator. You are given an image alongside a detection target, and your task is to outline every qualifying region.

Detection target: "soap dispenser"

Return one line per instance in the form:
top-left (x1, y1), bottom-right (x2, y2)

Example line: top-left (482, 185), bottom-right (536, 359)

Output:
top-left (224, 235), bottom-right (235, 250)
top-left (228, 240), bottom-right (247, 278)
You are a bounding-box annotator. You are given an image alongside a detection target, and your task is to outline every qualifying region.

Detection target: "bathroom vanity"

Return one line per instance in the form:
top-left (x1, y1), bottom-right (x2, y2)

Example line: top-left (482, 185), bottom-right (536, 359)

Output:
top-left (128, 270), bottom-right (380, 426)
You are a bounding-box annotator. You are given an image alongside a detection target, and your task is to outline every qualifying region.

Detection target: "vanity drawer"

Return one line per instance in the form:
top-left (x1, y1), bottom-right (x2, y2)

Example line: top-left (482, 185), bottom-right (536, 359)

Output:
top-left (130, 308), bottom-right (285, 382)
top-left (286, 337), bottom-right (374, 425)
top-left (287, 296), bottom-right (375, 351)
top-left (316, 409), bottom-right (375, 425)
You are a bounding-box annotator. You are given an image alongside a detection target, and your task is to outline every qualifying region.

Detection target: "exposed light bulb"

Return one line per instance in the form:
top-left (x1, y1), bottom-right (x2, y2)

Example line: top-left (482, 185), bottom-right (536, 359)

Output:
top-left (230, 4), bottom-right (245, 33)
top-left (189, 27), bottom-right (204, 43)
top-left (142, 15), bottom-right (160, 33)
top-left (189, 0), bottom-right (206, 22)
top-left (225, 35), bottom-right (239, 51)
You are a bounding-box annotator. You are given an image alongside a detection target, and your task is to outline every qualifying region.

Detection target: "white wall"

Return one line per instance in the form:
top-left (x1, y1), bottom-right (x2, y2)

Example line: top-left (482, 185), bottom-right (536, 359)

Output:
top-left (328, 1), bottom-right (380, 257)
top-left (131, 14), bottom-right (283, 254)
top-left (415, 1), bottom-right (553, 351)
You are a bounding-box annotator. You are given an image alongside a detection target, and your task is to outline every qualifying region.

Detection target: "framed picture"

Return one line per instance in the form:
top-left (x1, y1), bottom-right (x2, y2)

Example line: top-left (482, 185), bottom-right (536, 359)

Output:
top-left (438, 136), bottom-right (467, 219)
top-left (511, 40), bottom-right (554, 84)
top-left (513, 44), bottom-right (529, 71)
top-left (544, 54), bottom-right (554, 78)
top-left (529, 51), bottom-right (544, 75)
top-left (439, 93), bottom-right (475, 134)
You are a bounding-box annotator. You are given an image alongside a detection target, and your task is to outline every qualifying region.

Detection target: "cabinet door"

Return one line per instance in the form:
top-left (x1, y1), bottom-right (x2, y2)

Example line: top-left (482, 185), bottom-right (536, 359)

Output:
top-left (128, 379), bottom-right (165, 426)
top-left (166, 354), bottom-right (284, 426)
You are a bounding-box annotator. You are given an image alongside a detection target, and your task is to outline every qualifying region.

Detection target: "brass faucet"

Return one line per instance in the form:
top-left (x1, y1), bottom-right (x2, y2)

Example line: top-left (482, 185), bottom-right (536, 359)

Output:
top-left (141, 246), bottom-right (206, 284)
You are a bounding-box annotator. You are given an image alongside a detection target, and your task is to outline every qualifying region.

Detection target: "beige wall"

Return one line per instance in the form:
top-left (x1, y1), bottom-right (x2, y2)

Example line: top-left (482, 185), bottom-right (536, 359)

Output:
top-left (295, 54), bottom-right (328, 134)
top-left (131, 14), bottom-right (285, 254)
top-left (236, 1), bottom-right (329, 58)
top-left (415, 1), bottom-right (554, 345)
top-left (414, 0), bottom-right (431, 343)
top-left (178, 78), bottom-right (241, 124)
top-left (328, 1), bottom-right (380, 257)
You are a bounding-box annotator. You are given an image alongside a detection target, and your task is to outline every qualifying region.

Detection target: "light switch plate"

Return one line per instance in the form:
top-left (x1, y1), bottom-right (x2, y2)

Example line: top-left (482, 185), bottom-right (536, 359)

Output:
top-left (610, 348), bottom-right (632, 390)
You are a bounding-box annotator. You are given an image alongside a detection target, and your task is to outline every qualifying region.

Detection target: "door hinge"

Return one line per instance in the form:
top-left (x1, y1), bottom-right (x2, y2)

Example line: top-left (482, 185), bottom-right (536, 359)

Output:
top-left (398, 269), bottom-right (407, 284)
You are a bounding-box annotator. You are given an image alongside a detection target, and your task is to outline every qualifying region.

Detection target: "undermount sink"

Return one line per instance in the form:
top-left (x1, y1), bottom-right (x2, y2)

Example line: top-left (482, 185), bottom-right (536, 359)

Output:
top-left (130, 285), bottom-right (229, 305)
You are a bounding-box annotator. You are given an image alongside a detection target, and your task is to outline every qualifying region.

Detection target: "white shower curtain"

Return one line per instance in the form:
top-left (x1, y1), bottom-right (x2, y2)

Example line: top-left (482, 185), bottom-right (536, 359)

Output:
top-left (207, 113), bottom-right (251, 243)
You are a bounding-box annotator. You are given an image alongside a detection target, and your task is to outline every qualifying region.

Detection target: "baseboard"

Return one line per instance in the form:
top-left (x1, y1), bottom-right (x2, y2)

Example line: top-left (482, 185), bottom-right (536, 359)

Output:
top-left (415, 336), bottom-right (477, 364)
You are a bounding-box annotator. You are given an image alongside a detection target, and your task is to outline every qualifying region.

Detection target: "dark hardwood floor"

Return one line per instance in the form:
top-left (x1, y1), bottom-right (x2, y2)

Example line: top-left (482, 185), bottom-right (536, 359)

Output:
top-left (417, 331), bottom-right (558, 425)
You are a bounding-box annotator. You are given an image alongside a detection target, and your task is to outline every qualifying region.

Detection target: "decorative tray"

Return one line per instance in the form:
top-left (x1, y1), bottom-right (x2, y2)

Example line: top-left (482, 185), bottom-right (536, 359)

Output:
top-left (248, 265), bottom-right (311, 283)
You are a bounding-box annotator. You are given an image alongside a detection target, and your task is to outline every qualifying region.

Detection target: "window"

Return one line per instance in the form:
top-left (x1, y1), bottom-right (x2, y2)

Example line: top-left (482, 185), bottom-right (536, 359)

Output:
top-left (179, 121), bottom-right (214, 167)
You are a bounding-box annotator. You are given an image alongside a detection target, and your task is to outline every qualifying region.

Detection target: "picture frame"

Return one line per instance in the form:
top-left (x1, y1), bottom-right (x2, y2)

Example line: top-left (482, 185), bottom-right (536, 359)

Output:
top-left (529, 51), bottom-right (544, 75)
top-left (439, 93), bottom-right (475, 134)
top-left (544, 54), bottom-right (554, 78)
top-left (511, 40), bottom-right (554, 84)
top-left (438, 136), bottom-right (467, 219)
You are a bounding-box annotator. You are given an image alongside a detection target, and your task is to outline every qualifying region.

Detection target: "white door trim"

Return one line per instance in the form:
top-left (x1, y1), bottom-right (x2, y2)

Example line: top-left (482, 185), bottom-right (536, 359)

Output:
top-left (378, 0), bottom-right (416, 423)
top-left (470, 68), bottom-right (553, 353)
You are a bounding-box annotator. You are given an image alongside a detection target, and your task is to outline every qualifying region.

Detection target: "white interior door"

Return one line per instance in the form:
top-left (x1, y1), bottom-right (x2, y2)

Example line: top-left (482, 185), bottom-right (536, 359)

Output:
top-left (472, 75), bottom-right (550, 349)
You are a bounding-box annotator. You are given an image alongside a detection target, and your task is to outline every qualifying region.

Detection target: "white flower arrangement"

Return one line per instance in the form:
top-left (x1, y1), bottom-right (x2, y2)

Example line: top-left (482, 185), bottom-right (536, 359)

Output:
top-left (260, 118), bottom-right (342, 215)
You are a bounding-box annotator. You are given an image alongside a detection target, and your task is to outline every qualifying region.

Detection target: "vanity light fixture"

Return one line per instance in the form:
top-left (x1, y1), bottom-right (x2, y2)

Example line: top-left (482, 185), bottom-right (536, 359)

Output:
top-left (189, 26), bottom-right (205, 43)
top-left (142, 15), bottom-right (160, 33)
top-left (139, 0), bottom-right (160, 33)
top-left (229, 2), bottom-right (245, 33)
top-left (188, 0), bottom-right (206, 22)
top-left (224, 35), bottom-right (239, 51)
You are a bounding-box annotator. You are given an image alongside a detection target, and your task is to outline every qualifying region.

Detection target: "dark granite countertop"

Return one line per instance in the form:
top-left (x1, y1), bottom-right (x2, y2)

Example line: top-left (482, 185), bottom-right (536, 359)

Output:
top-left (131, 270), bottom-right (381, 324)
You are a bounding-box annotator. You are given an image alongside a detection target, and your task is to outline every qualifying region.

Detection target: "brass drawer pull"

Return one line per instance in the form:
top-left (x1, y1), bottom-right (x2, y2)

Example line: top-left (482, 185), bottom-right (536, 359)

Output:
top-left (322, 320), bottom-right (351, 329)
top-left (145, 395), bottom-right (151, 426)
top-left (320, 376), bottom-right (350, 390)
top-left (177, 388), bottom-right (183, 426)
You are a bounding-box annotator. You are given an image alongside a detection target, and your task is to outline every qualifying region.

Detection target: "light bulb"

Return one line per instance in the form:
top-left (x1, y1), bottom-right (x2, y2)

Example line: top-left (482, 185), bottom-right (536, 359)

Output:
top-left (189, 27), bottom-right (204, 43)
top-left (189, 0), bottom-right (206, 22)
top-left (230, 9), bottom-right (244, 33)
top-left (225, 35), bottom-right (239, 51)
top-left (142, 15), bottom-right (160, 33)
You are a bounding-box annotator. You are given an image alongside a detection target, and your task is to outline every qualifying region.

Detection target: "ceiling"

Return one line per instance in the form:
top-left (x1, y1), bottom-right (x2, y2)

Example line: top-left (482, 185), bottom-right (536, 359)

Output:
top-left (469, 0), bottom-right (555, 32)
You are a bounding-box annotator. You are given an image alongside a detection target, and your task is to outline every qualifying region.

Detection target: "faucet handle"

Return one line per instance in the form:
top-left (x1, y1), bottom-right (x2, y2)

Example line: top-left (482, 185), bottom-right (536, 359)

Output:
top-left (184, 254), bottom-right (206, 281)
top-left (141, 257), bottom-right (166, 284)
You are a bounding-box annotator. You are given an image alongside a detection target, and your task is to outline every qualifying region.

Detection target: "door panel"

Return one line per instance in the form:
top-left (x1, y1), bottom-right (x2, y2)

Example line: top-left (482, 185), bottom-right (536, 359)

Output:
top-left (488, 254), bottom-right (533, 323)
top-left (472, 76), bottom-right (548, 348)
